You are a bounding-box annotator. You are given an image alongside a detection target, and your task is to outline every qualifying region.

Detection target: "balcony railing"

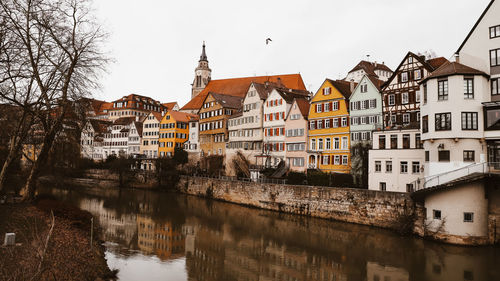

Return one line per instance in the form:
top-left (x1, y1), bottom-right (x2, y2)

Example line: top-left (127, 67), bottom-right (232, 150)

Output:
top-left (411, 162), bottom-right (500, 192)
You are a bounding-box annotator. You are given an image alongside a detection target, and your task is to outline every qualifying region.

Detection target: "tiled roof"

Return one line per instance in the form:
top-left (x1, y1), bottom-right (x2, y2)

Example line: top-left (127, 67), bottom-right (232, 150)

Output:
top-left (169, 110), bottom-right (198, 123)
top-left (109, 94), bottom-right (164, 111)
top-left (274, 88), bottom-right (310, 104)
top-left (422, 61), bottom-right (489, 83)
top-left (134, 121), bottom-right (143, 136)
top-left (149, 111), bottom-right (163, 122)
top-left (366, 75), bottom-right (385, 91)
top-left (426, 57), bottom-right (449, 70)
top-left (162, 102), bottom-right (178, 110)
top-left (113, 117), bottom-right (136, 125)
top-left (326, 79), bottom-right (355, 99)
top-left (181, 74), bottom-right (307, 110)
top-left (295, 98), bottom-right (310, 118)
top-left (210, 93), bottom-right (244, 109)
top-left (252, 82), bottom-right (282, 100)
top-left (89, 119), bottom-right (111, 135)
top-left (348, 60), bottom-right (393, 77)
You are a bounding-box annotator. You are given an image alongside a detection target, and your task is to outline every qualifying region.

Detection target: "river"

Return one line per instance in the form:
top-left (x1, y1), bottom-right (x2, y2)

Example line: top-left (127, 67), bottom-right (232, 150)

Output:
top-left (38, 185), bottom-right (499, 281)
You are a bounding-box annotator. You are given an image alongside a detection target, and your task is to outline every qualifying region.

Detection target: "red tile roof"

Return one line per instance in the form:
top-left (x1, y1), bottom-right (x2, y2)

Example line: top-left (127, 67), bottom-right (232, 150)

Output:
top-left (162, 102), bottom-right (178, 110)
top-left (427, 57), bottom-right (449, 70)
top-left (295, 98), bottom-right (310, 118)
top-left (326, 79), bottom-right (356, 99)
top-left (181, 74), bottom-right (307, 110)
top-left (169, 110), bottom-right (198, 123)
top-left (348, 60), bottom-right (393, 77)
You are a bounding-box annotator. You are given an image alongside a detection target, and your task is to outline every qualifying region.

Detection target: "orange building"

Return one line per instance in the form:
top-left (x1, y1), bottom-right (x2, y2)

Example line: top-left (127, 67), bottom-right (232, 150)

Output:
top-left (158, 110), bottom-right (197, 157)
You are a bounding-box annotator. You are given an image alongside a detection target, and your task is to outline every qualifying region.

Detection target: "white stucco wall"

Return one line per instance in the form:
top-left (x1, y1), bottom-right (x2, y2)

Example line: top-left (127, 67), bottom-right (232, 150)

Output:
top-left (424, 182), bottom-right (488, 237)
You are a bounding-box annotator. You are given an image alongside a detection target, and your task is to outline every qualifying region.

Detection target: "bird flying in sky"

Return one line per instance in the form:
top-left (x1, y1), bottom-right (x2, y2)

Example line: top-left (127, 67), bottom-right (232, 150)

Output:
top-left (266, 38), bottom-right (272, 45)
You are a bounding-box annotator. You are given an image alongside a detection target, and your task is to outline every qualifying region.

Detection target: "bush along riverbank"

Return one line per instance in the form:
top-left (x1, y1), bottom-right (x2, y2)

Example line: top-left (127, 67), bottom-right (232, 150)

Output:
top-left (0, 195), bottom-right (116, 280)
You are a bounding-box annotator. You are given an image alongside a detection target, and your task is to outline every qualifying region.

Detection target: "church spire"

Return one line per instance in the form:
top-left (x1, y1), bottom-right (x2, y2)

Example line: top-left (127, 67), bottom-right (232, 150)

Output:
top-left (199, 41), bottom-right (208, 62)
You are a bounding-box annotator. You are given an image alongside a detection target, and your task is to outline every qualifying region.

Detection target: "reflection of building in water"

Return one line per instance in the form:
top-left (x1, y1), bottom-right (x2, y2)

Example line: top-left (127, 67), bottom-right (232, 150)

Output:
top-left (184, 220), bottom-right (347, 281)
top-left (424, 248), bottom-right (488, 281)
top-left (367, 262), bottom-right (409, 281)
top-left (137, 214), bottom-right (185, 261)
top-left (79, 198), bottom-right (137, 246)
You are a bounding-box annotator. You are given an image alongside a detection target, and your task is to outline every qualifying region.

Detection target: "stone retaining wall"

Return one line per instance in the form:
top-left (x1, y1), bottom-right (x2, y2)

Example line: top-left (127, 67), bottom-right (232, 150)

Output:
top-left (177, 176), bottom-right (414, 230)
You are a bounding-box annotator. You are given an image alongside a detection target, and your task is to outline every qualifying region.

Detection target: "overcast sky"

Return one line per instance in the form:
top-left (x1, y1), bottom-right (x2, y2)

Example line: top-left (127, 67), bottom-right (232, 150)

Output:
top-left (92, 0), bottom-right (491, 107)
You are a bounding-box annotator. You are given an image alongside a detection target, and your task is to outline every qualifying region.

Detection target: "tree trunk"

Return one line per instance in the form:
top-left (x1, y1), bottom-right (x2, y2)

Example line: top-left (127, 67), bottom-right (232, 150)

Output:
top-left (0, 143), bottom-right (17, 192)
top-left (0, 113), bottom-right (28, 193)
top-left (20, 124), bottom-right (59, 201)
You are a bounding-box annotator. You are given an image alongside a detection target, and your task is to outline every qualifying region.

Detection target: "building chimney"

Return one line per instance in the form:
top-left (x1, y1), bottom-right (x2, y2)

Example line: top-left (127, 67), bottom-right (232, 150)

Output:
top-left (350, 79), bottom-right (355, 92)
top-left (135, 116), bottom-right (139, 122)
top-left (374, 61), bottom-right (377, 67)
top-left (277, 77), bottom-right (282, 87)
top-left (455, 53), bottom-right (460, 63)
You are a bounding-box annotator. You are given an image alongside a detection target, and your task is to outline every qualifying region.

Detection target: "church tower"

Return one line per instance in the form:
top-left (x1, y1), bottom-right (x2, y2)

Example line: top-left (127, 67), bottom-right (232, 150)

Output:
top-left (191, 42), bottom-right (211, 99)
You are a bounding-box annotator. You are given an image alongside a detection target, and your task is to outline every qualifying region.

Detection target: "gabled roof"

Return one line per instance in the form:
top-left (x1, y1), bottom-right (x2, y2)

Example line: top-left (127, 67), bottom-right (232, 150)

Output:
top-left (88, 119), bottom-right (111, 135)
top-left (295, 99), bottom-right (310, 118)
top-left (209, 93), bottom-right (243, 109)
top-left (162, 102), bottom-right (178, 111)
top-left (273, 88), bottom-right (310, 104)
top-left (348, 60), bottom-right (393, 77)
top-left (113, 117), bottom-right (136, 125)
top-left (366, 75), bottom-right (384, 91)
top-left (382, 52), bottom-right (449, 89)
top-left (134, 121), bottom-right (143, 136)
top-left (181, 74), bottom-right (307, 110)
top-left (147, 111), bottom-right (163, 122)
top-left (456, 0), bottom-right (496, 54)
top-left (421, 61), bottom-right (489, 83)
top-left (168, 110), bottom-right (198, 123)
top-left (325, 79), bottom-right (355, 100)
top-left (252, 82), bottom-right (282, 100)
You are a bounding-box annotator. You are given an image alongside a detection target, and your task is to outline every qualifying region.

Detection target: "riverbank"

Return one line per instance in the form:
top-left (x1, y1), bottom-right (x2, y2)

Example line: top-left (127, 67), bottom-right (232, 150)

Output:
top-left (0, 198), bottom-right (116, 280)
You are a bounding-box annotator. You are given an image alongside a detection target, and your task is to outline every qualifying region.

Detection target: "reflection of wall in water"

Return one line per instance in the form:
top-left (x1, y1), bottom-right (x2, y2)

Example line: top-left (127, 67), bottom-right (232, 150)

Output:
top-left (367, 262), bottom-right (409, 281)
top-left (137, 214), bottom-right (185, 261)
top-left (79, 198), bottom-right (137, 246)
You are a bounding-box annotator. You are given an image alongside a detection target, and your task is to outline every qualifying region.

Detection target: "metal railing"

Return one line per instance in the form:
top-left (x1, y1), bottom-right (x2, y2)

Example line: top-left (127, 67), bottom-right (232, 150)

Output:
top-left (411, 162), bottom-right (500, 192)
top-left (189, 174), bottom-right (287, 185)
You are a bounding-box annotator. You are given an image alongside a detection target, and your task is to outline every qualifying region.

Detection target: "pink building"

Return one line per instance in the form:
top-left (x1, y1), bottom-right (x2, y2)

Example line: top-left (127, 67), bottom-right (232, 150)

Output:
top-left (285, 98), bottom-right (310, 172)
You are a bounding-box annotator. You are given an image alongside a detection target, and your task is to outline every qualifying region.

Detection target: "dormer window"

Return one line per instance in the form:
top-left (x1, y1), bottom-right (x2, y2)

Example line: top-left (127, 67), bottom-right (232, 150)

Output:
top-left (323, 87), bottom-right (331, 95)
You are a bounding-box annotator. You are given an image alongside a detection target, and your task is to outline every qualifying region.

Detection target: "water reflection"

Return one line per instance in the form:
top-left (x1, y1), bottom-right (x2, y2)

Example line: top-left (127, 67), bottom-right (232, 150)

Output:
top-left (39, 186), bottom-right (499, 281)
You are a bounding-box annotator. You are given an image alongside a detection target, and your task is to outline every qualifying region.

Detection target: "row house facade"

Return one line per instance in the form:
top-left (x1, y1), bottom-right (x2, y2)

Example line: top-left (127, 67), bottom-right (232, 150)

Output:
top-left (102, 117), bottom-right (137, 158)
top-left (284, 99), bottom-right (310, 172)
top-left (159, 111), bottom-right (196, 157)
top-left (80, 119), bottom-right (111, 161)
top-left (198, 93), bottom-right (242, 156)
top-left (128, 121), bottom-right (143, 155)
top-left (261, 88), bottom-right (310, 167)
top-left (308, 79), bottom-right (354, 173)
top-left (140, 112), bottom-right (162, 159)
top-left (226, 82), bottom-right (276, 164)
top-left (184, 118), bottom-right (200, 156)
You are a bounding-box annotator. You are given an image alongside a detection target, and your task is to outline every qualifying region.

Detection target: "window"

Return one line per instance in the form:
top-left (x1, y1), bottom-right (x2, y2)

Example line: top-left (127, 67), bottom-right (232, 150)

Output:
top-left (369, 99), bottom-right (376, 108)
top-left (400, 161), bottom-right (408, 174)
top-left (361, 84), bottom-right (368, 93)
top-left (309, 121), bottom-right (316, 130)
top-left (388, 94), bottom-right (395, 106)
top-left (491, 25), bottom-right (500, 38)
top-left (464, 77), bottom-right (474, 99)
top-left (323, 87), bottom-right (331, 95)
top-left (311, 139), bottom-right (316, 150)
top-left (390, 135), bottom-right (397, 149)
top-left (464, 212), bottom-right (474, 222)
top-left (316, 104), bottom-right (322, 113)
top-left (342, 155), bottom-right (348, 165)
top-left (422, 115), bottom-right (429, 133)
top-left (341, 137), bottom-right (348, 150)
top-left (318, 139), bottom-right (324, 150)
top-left (334, 155), bottom-right (340, 165)
top-left (403, 134), bottom-right (410, 149)
top-left (425, 151), bottom-right (430, 162)
top-left (402, 92), bottom-right (409, 104)
top-left (326, 138), bottom-right (331, 150)
top-left (341, 117), bottom-right (347, 127)
top-left (322, 155), bottom-right (329, 165)
top-left (438, 80), bottom-right (448, 100)
top-left (461, 112), bottom-right (478, 130)
top-left (334, 138), bottom-right (340, 149)
top-left (433, 210), bottom-right (441, 220)
top-left (406, 184), bottom-right (414, 193)
top-left (423, 83), bottom-right (427, 104)
top-left (403, 113), bottom-right (410, 124)
top-left (438, 150), bottom-right (450, 162)
top-left (379, 135), bottom-right (386, 149)
top-left (332, 101), bottom-right (339, 111)
top-left (412, 162), bottom-right (420, 173)
top-left (415, 133), bottom-right (422, 149)
top-left (414, 69), bottom-right (422, 80)
top-left (379, 182), bottom-right (386, 191)
top-left (386, 161), bottom-right (392, 173)
top-left (464, 150), bottom-right (475, 162)
top-left (493, 78), bottom-right (500, 95)
top-left (491, 48), bottom-right (500, 67)
top-left (401, 72), bottom-right (408, 82)
top-left (435, 113), bottom-right (451, 131)
top-left (375, 161), bottom-right (382, 172)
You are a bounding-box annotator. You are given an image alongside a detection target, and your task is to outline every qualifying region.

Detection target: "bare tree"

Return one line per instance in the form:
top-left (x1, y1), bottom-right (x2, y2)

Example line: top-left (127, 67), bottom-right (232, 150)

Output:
top-left (0, 0), bottom-right (108, 200)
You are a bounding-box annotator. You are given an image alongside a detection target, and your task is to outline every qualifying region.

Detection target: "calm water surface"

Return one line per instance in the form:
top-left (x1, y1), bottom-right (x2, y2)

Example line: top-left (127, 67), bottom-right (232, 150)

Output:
top-left (39, 185), bottom-right (500, 281)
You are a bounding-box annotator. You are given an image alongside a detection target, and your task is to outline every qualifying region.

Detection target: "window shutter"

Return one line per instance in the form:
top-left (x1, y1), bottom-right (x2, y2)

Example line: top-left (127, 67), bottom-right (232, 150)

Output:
top-left (321, 103), bottom-right (325, 112)
top-left (322, 88), bottom-right (325, 95)
top-left (329, 102), bottom-right (333, 111)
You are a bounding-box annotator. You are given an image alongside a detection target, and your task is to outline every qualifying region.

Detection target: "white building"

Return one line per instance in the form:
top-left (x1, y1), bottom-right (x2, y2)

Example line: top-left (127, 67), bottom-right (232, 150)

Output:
top-left (103, 117), bottom-right (136, 159)
top-left (420, 61), bottom-right (490, 178)
top-left (368, 129), bottom-right (424, 192)
top-left (140, 112), bottom-right (162, 159)
top-left (344, 60), bottom-right (393, 83)
top-left (128, 120), bottom-right (143, 156)
top-left (184, 117), bottom-right (200, 159)
top-left (80, 119), bottom-right (111, 161)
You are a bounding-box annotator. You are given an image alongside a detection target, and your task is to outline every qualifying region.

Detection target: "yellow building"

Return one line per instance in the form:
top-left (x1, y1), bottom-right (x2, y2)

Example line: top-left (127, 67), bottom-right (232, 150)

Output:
top-left (158, 110), bottom-right (196, 157)
top-left (308, 79), bottom-right (354, 173)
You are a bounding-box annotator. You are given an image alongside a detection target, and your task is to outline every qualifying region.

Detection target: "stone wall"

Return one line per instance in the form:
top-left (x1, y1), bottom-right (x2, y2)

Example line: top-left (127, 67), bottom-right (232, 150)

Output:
top-left (177, 176), bottom-right (414, 230)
